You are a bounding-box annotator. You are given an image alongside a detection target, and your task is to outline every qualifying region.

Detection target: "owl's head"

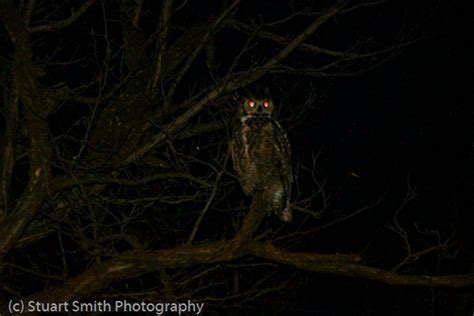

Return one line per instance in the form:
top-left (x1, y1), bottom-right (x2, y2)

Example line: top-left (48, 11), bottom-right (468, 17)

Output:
top-left (241, 98), bottom-right (274, 117)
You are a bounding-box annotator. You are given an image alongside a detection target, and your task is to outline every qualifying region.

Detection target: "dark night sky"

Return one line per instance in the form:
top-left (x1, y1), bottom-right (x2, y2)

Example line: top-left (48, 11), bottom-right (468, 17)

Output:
top-left (299, 0), bottom-right (474, 282)
top-left (294, 0), bottom-right (473, 220)
top-left (284, 2), bottom-right (474, 311)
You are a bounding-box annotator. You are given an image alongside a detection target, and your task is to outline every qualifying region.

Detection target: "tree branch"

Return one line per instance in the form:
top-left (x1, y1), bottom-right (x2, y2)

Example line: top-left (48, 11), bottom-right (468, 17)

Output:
top-left (28, 0), bottom-right (97, 33)
top-left (249, 242), bottom-right (473, 287)
top-left (119, 3), bottom-right (345, 166)
top-left (0, 0), bottom-right (53, 261)
top-left (147, 0), bottom-right (172, 96)
top-left (163, 0), bottom-right (240, 109)
top-left (0, 72), bottom-right (19, 222)
top-left (51, 172), bottom-right (211, 191)
top-left (228, 19), bottom-right (352, 58)
top-left (24, 240), bottom-right (473, 304)
top-left (16, 191), bottom-right (473, 304)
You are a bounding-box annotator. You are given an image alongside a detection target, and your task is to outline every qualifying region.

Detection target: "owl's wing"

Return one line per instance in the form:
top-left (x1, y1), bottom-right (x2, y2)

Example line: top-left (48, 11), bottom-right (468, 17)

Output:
top-left (272, 120), bottom-right (292, 199)
top-left (230, 124), bottom-right (250, 194)
top-left (229, 136), bottom-right (241, 178)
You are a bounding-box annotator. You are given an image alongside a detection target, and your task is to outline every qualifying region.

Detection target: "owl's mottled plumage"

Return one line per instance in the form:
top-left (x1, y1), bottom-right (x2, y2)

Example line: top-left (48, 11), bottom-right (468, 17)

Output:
top-left (230, 97), bottom-right (292, 222)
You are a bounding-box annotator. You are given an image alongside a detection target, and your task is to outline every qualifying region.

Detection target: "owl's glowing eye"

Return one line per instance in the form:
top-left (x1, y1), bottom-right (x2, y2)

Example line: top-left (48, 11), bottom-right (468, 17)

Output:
top-left (248, 101), bottom-right (256, 107)
top-left (263, 101), bottom-right (270, 108)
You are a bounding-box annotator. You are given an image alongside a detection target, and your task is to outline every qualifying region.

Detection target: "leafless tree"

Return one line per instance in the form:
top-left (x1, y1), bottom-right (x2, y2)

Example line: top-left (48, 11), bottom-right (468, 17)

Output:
top-left (0, 0), bottom-right (472, 313)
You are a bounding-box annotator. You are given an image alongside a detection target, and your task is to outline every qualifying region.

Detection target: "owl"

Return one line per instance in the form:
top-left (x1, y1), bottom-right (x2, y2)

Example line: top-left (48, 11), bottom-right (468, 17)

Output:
top-left (230, 97), bottom-right (293, 222)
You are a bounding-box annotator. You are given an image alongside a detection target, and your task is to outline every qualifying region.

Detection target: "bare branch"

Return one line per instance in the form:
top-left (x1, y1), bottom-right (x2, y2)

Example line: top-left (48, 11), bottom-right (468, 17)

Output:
top-left (228, 19), bottom-right (351, 58)
top-left (163, 0), bottom-right (240, 108)
top-left (24, 0), bottom-right (36, 26)
top-left (0, 0), bottom-right (53, 261)
top-left (24, 238), bottom-right (473, 303)
top-left (119, 3), bottom-right (345, 166)
top-left (187, 155), bottom-right (229, 244)
top-left (147, 0), bottom-right (172, 96)
top-left (29, 0), bottom-right (97, 33)
top-left (0, 73), bottom-right (19, 222)
top-left (52, 172), bottom-right (211, 191)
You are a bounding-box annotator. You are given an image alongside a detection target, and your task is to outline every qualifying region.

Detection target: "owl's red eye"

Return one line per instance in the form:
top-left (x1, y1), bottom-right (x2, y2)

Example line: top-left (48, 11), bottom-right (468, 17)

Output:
top-left (248, 101), bottom-right (255, 107)
top-left (263, 101), bottom-right (270, 107)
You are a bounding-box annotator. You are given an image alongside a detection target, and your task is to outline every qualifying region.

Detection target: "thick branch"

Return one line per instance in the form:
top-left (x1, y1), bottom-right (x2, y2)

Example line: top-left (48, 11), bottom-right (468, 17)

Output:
top-left (249, 243), bottom-right (473, 287)
top-left (24, 239), bottom-right (473, 303)
top-left (147, 0), bottom-right (172, 95)
top-left (0, 0), bottom-right (53, 261)
top-left (29, 0), bottom-right (97, 33)
top-left (259, 4), bottom-right (345, 69)
top-left (21, 195), bottom-right (473, 303)
top-left (25, 241), bottom-right (229, 302)
top-left (0, 74), bottom-right (19, 221)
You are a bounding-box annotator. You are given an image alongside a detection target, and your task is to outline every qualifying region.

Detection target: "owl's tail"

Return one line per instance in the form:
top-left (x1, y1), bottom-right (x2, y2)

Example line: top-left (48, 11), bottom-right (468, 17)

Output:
top-left (275, 204), bottom-right (292, 222)
top-left (268, 185), bottom-right (292, 222)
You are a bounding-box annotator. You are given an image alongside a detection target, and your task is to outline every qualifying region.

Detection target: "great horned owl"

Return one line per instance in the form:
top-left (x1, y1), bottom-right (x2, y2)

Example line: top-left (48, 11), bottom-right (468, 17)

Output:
top-left (230, 97), bottom-right (292, 222)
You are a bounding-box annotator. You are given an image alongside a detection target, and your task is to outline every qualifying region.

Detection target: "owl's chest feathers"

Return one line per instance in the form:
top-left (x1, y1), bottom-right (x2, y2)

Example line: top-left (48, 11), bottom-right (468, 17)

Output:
top-left (241, 119), bottom-right (276, 177)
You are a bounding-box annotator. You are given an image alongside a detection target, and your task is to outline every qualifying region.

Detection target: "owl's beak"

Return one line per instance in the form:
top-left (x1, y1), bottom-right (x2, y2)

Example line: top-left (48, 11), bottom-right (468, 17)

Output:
top-left (257, 106), bottom-right (262, 112)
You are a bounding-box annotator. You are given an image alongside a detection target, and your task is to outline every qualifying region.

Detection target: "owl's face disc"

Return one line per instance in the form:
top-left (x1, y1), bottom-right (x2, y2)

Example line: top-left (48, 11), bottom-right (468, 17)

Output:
top-left (241, 98), bottom-right (273, 117)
